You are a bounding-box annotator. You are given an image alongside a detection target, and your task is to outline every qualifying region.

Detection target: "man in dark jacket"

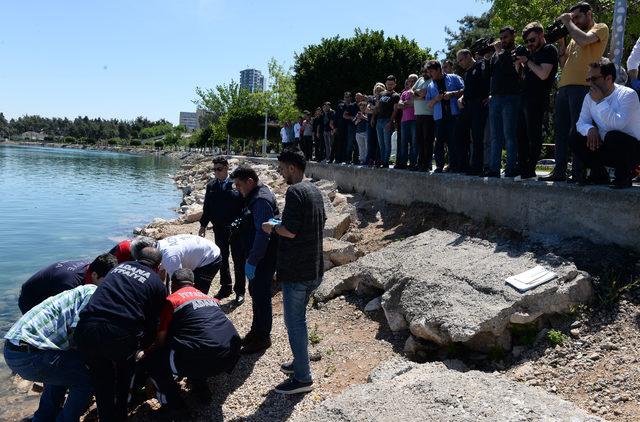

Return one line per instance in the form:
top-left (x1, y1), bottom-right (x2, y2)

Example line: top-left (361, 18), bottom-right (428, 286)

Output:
top-left (230, 165), bottom-right (279, 354)
top-left (18, 253), bottom-right (117, 314)
top-left (198, 156), bottom-right (246, 304)
top-left (262, 150), bottom-right (326, 395)
top-left (140, 269), bottom-right (240, 415)
top-left (75, 247), bottom-right (167, 422)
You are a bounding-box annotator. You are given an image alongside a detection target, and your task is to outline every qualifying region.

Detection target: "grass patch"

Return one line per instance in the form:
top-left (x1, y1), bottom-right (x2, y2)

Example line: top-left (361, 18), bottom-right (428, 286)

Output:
top-left (547, 329), bottom-right (569, 346)
top-left (309, 323), bottom-right (322, 346)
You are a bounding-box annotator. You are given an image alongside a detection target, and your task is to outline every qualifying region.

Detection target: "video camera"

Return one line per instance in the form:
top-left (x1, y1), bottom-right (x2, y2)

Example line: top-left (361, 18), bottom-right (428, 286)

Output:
top-left (512, 45), bottom-right (530, 60)
top-left (470, 37), bottom-right (495, 56)
top-left (546, 20), bottom-right (569, 43)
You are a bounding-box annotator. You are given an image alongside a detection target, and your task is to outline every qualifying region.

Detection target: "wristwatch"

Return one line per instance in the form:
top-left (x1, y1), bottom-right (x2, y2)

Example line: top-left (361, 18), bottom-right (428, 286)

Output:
top-left (271, 224), bottom-right (280, 235)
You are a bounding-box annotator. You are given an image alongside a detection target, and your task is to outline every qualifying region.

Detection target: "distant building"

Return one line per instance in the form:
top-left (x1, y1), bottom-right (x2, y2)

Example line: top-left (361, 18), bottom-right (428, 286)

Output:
top-left (179, 112), bottom-right (199, 131)
top-left (240, 68), bottom-right (265, 93)
top-left (21, 131), bottom-right (46, 141)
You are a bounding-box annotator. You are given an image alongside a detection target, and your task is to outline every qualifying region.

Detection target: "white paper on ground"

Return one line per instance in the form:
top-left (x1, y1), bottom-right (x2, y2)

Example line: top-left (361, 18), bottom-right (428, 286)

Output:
top-left (506, 265), bottom-right (558, 292)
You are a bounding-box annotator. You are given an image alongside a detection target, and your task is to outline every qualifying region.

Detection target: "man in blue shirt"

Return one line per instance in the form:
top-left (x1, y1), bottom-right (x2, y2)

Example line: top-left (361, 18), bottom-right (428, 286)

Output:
top-left (230, 165), bottom-right (279, 354)
top-left (426, 60), bottom-right (465, 172)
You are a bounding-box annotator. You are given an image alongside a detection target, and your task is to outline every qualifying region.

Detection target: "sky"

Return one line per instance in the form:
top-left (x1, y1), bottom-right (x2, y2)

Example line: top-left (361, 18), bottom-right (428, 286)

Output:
top-left (1, 0), bottom-right (491, 124)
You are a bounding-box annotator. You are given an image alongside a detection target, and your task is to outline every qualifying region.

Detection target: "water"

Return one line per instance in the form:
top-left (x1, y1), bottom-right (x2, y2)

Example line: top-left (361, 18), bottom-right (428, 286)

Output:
top-left (0, 144), bottom-right (181, 414)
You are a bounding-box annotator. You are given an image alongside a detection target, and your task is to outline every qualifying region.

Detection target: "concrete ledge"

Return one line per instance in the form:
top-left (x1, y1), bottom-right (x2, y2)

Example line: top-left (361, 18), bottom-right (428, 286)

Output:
top-left (243, 157), bottom-right (640, 252)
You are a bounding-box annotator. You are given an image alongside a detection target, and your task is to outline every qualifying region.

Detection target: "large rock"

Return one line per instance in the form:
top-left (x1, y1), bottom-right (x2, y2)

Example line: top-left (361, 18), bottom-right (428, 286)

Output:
top-left (315, 229), bottom-right (592, 351)
top-left (323, 237), bottom-right (357, 267)
top-left (180, 204), bottom-right (203, 223)
top-left (294, 358), bottom-right (602, 422)
top-left (324, 213), bottom-right (351, 239)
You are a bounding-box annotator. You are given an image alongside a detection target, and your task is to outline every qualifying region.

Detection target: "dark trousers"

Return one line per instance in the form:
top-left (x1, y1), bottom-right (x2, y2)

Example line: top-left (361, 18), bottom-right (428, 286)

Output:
top-left (458, 101), bottom-right (488, 173)
top-left (147, 341), bottom-right (240, 407)
top-left (343, 125), bottom-right (355, 163)
top-left (75, 320), bottom-right (141, 422)
top-left (553, 85), bottom-right (589, 175)
top-left (330, 128), bottom-right (341, 162)
top-left (570, 130), bottom-right (640, 185)
top-left (214, 227), bottom-right (245, 295)
top-left (416, 114), bottom-right (435, 170)
top-left (518, 99), bottom-right (548, 178)
top-left (366, 122), bottom-right (379, 164)
top-left (435, 114), bottom-right (458, 170)
top-left (314, 135), bottom-right (323, 161)
top-left (193, 257), bottom-right (222, 295)
top-left (302, 135), bottom-right (313, 161)
top-left (248, 255), bottom-right (277, 339)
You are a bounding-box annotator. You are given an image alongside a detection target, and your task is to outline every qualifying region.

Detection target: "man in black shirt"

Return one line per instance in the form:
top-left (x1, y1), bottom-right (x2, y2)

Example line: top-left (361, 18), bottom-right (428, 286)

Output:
top-left (18, 254), bottom-right (117, 314)
top-left (199, 156), bottom-right (246, 305)
top-left (487, 26), bottom-right (523, 178)
top-left (321, 102), bottom-right (335, 163)
top-left (262, 150), bottom-right (326, 395)
top-left (75, 247), bottom-right (166, 422)
top-left (456, 49), bottom-right (490, 175)
top-left (515, 22), bottom-right (559, 180)
top-left (375, 76), bottom-right (401, 168)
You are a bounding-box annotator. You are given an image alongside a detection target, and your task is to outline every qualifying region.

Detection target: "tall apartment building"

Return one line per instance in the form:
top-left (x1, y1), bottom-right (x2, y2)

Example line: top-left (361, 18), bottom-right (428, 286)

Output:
top-left (179, 112), bottom-right (198, 131)
top-left (240, 68), bottom-right (265, 93)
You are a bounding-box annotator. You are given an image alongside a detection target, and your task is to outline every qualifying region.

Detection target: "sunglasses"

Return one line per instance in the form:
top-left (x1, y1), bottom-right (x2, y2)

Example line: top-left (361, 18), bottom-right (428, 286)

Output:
top-left (585, 75), bottom-right (604, 83)
top-left (213, 167), bottom-right (226, 172)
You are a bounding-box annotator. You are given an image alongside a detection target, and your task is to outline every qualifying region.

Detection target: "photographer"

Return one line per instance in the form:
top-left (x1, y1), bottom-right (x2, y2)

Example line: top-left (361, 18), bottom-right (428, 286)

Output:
top-left (487, 26), bottom-right (522, 178)
top-left (515, 22), bottom-right (558, 180)
top-left (541, 1), bottom-right (609, 181)
top-left (456, 49), bottom-right (490, 175)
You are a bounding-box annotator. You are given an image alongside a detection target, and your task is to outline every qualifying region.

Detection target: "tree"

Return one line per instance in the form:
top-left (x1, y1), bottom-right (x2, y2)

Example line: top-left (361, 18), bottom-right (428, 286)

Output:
top-left (265, 58), bottom-right (299, 124)
top-left (444, 11), bottom-right (494, 59)
top-left (294, 29), bottom-right (433, 111)
top-left (0, 112), bottom-right (8, 137)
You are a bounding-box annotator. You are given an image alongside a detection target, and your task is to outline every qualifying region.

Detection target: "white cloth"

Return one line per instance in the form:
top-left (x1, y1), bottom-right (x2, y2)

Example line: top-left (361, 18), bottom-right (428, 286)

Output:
top-left (293, 123), bottom-right (301, 138)
top-left (280, 127), bottom-right (289, 143)
top-left (157, 234), bottom-right (221, 278)
top-left (576, 84), bottom-right (640, 140)
top-left (626, 37), bottom-right (640, 73)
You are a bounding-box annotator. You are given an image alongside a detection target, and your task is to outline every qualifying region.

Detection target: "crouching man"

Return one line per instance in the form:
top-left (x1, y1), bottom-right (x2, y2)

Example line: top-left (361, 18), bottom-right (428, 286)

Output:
top-left (140, 269), bottom-right (241, 414)
top-left (4, 284), bottom-right (100, 422)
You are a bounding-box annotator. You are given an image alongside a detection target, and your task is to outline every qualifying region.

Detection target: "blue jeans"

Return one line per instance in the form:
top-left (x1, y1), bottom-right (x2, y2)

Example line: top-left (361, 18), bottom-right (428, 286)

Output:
top-left (489, 95), bottom-right (522, 174)
top-left (4, 344), bottom-right (92, 422)
top-left (553, 85), bottom-right (589, 175)
top-left (399, 120), bottom-right (416, 167)
top-left (375, 118), bottom-right (393, 165)
top-left (281, 278), bottom-right (322, 383)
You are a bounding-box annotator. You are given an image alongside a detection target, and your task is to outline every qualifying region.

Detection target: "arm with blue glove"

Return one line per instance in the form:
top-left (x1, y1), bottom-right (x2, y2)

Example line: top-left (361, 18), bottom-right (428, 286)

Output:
top-left (245, 199), bottom-right (275, 280)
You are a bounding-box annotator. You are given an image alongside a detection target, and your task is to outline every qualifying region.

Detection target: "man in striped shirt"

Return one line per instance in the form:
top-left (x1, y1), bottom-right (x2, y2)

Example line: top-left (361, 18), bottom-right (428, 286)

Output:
top-left (4, 284), bottom-right (99, 422)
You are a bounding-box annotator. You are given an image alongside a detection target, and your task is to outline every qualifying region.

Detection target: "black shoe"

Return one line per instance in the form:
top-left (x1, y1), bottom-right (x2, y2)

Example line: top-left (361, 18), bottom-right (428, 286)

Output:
top-left (240, 336), bottom-right (271, 354)
top-left (433, 167), bottom-right (443, 173)
top-left (241, 331), bottom-right (256, 346)
top-left (214, 287), bottom-right (232, 300)
top-left (483, 171), bottom-right (500, 178)
top-left (503, 172), bottom-right (519, 178)
top-left (539, 172), bottom-right (566, 182)
top-left (235, 294), bottom-right (245, 306)
top-left (611, 179), bottom-right (632, 189)
top-left (274, 378), bottom-right (314, 395)
top-left (280, 361), bottom-right (294, 375)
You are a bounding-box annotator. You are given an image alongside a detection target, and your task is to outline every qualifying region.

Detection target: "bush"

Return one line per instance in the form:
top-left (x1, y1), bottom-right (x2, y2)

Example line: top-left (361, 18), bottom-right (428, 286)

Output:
top-left (107, 138), bottom-right (120, 145)
top-left (547, 329), bottom-right (569, 346)
top-left (154, 140), bottom-right (164, 149)
top-left (44, 135), bottom-right (54, 142)
top-left (84, 138), bottom-right (97, 145)
top-left (130, 139), bottom-right (141, 147)
top-left (63, 136), bottom-right (76, 143)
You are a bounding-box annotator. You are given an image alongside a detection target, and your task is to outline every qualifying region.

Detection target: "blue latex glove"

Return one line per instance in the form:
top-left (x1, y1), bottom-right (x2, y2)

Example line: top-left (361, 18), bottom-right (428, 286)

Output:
top-left (268, 218), bottom-right (282, 224)
top-left (245, 262), bottom-right (256, 280)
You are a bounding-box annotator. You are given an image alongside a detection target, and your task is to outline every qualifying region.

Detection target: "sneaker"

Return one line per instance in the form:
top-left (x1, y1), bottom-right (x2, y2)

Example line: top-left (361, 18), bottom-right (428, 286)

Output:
top-left (235, 294), bottom-right (245, 306)
top-left (274, 378), bottom-right (314, 395)
top-left (240, 336), bottom-right (271, 354)
top-left (280, 362), bottom-right (294, 375)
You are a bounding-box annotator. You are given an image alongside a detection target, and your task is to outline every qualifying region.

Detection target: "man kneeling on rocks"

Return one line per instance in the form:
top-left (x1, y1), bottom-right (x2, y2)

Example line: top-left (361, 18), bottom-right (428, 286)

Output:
top-left (4, 284), bottom-right (100, 421)
top-left (140, 269), bottom-right (240, 415)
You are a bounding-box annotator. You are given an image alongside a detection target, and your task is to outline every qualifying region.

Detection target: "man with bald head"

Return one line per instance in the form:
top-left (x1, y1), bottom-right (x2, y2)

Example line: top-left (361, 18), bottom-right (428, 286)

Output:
top-left (75, 247), bottom-right (167, 422)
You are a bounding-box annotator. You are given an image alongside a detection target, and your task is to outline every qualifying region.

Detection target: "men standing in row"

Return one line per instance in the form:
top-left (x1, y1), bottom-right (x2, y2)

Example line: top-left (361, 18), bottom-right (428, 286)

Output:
top-left (262, 150), bottom-right (325, 394)
top-left (199, 156), bottom-right (246, 304)
top-left (515, 22), bottom-right (559, 180)
top-left (487, 26), bottom-right (522, 178)
top-left (75, 247), bottom-right (166, 421)
top-left (18, 253), bottom-right (117, 314)
top-left (572, 58), bottom-right (640, 188)
top-left (142, 269), bottom-right (241, 415)
top-left (426, 61), bottom-right (464, 173)
top-left (5, 285), bottom-right (99, 421)
top-left (456, 49), bottom-right (490, 175)
top-left (541, 1), bottom-right (609, 181)
top-left (230, 166), bottom-right (279, 354)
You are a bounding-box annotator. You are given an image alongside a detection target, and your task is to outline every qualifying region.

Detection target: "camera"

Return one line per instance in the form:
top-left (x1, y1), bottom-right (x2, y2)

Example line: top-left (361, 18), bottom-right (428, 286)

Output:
top-left (470, 37), bottom-right (495, 56)
top-left (513, 45), bottom-right (530, 60)
top-left (546, 20), bottom-right (569, 43)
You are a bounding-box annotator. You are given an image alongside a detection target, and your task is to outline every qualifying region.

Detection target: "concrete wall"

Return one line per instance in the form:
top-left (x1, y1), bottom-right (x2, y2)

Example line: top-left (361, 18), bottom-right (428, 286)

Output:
top-left (246, 158), bottom-right (640, 252)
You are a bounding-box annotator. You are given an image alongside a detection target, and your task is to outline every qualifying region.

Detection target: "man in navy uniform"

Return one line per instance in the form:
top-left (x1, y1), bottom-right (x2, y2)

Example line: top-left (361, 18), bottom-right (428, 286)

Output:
top-left (199, 156), bottom-right (246, 305)
top-left (75, 247), bottom-right (167, 422)
top-left (230, 165), bottom-right (279, 354)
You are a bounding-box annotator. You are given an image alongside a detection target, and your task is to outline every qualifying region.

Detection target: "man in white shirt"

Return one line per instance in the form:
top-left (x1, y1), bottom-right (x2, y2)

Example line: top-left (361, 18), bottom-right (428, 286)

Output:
top-left (572, 57), bottom-right (640, 188)
top-left (156, 234), bottom-right (222, 293)
top-left (281, 122), bottom-right (291, 151)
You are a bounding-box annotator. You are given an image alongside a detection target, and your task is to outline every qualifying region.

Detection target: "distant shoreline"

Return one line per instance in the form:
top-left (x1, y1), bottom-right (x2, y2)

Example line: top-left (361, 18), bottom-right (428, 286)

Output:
top-left (0, 140), bottom-right (191, 159)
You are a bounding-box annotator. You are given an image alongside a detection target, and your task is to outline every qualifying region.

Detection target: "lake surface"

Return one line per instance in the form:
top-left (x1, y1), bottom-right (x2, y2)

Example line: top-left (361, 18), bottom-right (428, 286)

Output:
top-left (0, 144), bottom-right (182, 414)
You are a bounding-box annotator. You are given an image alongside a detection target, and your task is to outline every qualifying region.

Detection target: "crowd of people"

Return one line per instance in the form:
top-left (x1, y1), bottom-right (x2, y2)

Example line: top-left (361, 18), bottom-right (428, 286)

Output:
top-left (283, 2), bottom-right (640, 189)
top-left (4, 151), bottom-right (325, 421)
